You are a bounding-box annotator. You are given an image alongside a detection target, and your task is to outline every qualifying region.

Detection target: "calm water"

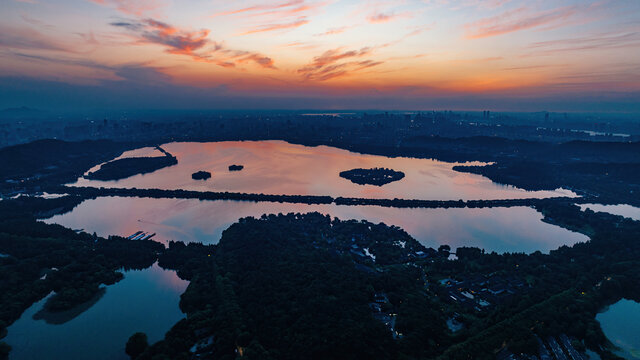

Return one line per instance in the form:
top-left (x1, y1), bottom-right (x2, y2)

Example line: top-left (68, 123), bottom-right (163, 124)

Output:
top-left (72, 141), bottom-right (576, 200)
top-left (46, 196), bottom-right (588, 254)
top-left (579, 204), bottom-right (640, 221)
top-left (5, 263), bottom-right (188, 360)
top-left (596, 299), bottom-right (640, 359)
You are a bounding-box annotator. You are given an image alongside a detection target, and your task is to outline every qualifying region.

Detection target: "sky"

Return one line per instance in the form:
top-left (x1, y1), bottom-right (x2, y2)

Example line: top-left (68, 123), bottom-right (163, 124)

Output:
top-left (1, 0), bottom-right (639, 112)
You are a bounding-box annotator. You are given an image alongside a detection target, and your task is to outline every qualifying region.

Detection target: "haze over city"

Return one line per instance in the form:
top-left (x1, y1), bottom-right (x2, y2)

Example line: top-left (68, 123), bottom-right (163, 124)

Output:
top-left (2, 0), bottom-right (639, 111)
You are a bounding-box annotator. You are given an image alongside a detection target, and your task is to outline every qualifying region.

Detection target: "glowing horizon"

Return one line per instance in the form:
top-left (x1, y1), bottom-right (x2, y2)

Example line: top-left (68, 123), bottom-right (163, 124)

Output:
top-left (1, 0), bottom-right (639, 111)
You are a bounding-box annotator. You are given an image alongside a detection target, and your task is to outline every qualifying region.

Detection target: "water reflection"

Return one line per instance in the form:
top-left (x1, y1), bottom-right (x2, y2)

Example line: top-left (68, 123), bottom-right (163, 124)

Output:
top-left (72, 141), bottom-right (576, 200)
top-left (46, 197), bottom-right (588, 254)
top-left (5, 263), bottom-right (188, 360)
top-left (596, 299), bottom-right (640, 359)
top-left (579, 204), bottom-right (640, 221)
top-left (33, 288), bottom-right (106, 325)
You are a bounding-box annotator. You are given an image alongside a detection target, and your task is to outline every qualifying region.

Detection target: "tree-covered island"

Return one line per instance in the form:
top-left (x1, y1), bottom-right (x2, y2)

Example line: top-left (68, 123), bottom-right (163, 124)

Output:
top-left (85, 153), bottom-right (177, 181)
top-left (191, 171), bottom-right (212, 180)
top-left (340, 168), bottom-right (405, 186)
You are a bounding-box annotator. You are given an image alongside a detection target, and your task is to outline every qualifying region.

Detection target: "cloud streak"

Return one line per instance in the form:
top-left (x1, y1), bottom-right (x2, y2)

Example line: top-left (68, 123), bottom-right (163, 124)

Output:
top-left (240, 18), bottom-right (310, 35)
top-left (110, 18), bottom-right (277, 69)
top-left (0, 25), bottom-right (70, 52)
top-left (465, 5), bottom-right (578, 39)
top-left (298, 47), bottom-right (383, 81)
top-left (89, 0), bottom-right (166, 16)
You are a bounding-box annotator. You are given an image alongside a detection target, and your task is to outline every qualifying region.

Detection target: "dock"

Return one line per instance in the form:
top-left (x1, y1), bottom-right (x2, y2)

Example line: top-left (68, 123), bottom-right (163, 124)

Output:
top-left (125, 231), bottom-right (156, 241)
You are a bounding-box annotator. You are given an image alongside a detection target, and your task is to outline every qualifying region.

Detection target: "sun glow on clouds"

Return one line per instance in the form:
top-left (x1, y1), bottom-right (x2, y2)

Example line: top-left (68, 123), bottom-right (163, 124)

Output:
top-left (0, 0), bottom-right (639, 109)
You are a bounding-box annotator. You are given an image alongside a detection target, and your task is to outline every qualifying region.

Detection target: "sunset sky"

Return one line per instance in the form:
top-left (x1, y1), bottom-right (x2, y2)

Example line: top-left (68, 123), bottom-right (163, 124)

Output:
top-left (1, 0), bottom-right (639, 111)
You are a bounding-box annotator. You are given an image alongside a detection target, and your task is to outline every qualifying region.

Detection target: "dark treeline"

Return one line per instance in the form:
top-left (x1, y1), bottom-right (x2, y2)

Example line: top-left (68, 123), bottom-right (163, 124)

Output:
top-left (56, 184), bottom-right (599, 209)
top-left (0, 139), bottom-right (131, 195)
top-left (454, 161), bottom-right (640, 206)
top-left (58, 186), bottom-right (335, 205)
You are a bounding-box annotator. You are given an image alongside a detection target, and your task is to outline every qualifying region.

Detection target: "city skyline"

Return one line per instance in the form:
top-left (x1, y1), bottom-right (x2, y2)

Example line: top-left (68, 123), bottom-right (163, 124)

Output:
top-left (1, 0), bottom-right (639, 111)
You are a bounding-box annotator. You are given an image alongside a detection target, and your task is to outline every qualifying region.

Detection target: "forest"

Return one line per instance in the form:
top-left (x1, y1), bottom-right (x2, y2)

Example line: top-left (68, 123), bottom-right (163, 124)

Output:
top-left (132, 207), bottom-right (638, 360)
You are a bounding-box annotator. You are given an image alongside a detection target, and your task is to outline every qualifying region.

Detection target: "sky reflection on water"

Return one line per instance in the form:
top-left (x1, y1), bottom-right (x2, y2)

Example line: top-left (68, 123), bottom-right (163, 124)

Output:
top-left (47, 197), bottom-right (587, 254)
top-left (73, 141), bottom-right (575, 201)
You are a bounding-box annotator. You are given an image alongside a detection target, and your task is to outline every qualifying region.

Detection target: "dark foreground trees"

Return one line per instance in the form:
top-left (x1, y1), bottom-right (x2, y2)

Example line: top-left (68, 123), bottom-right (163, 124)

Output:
top-left (126, 332), bottom-right (149, 359)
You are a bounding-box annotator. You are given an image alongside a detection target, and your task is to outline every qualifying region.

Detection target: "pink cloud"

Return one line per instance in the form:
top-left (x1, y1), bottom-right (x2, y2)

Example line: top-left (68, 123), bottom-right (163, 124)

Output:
top-left (367, 12), bottom-right (396, 24)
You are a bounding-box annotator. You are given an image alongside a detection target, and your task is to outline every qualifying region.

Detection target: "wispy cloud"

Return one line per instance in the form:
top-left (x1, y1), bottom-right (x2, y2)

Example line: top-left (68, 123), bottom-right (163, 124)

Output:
top-left (20, 14), bottom-right (54, 30)
top-left (314, 26), bottom-right (351, 37)
top-left (214, 0), bottom-right (328, 36)
top-left (367, 12), bottom-right (397, 23)
top-left (440, 0), bottom-right (512, 11)
top-left (111, 19), bottom-right (211, 57)
top-left (89, 0), bottom-right (166, 17)
top-left (298, 47), bottom-right (383, 81)
top-left (0, 25), bottom-right (70, 52)
top-left (240, 18), bottom-right (310, 35)
top-left (465, 5), bottom-right (578, 39)
top-left (522, 31), bottom-right (640, 56)
top-left (211, 0), bottom-right (305, 17)
top-left (111, 18), bottom-right (277, 69)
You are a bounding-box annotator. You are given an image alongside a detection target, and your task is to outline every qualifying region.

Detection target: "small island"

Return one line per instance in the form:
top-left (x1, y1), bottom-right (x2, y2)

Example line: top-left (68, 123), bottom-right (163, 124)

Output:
top-left (228, 164), bottom-right (244, 171)
top-left (191, 171), bottom-right (211, 180)
top-left (339, 167), bottom-right (405, 186)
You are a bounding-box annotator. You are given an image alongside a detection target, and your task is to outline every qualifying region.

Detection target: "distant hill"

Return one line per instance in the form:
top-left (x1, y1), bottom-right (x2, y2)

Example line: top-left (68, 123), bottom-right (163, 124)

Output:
top-left (0, 106), bottom-right (47, 119)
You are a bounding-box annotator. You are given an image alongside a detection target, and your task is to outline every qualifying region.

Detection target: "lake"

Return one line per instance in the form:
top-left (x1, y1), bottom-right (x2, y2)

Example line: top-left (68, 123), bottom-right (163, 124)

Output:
top-left (45, 196), bottom-right (588, 254)
top-left (596, 299), bottom-right (640, 359)
top-left (4, 263), bottom-right (188, 360)
top-left (72, 141), bottom-right (576, 201)
top-left (579, 204), bottom-right (640, 221)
